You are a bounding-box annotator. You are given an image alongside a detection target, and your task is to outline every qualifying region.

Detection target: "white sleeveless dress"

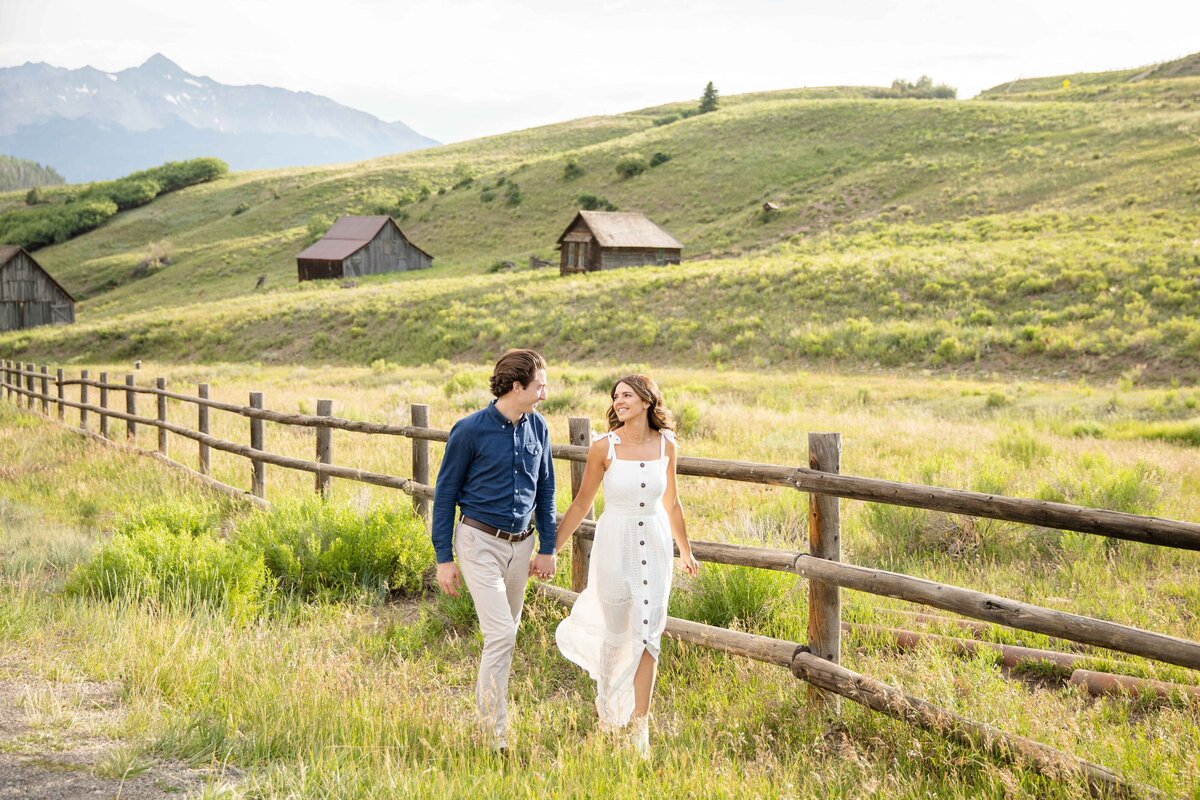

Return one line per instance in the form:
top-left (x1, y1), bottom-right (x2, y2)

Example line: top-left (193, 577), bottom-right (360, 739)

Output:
top-left (556, 429), bottom-right (676, 728)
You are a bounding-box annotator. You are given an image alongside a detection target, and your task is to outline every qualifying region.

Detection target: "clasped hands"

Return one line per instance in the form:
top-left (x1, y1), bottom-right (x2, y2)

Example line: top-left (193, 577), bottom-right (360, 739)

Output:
top-left (529, 552), bottom-right (556, 580)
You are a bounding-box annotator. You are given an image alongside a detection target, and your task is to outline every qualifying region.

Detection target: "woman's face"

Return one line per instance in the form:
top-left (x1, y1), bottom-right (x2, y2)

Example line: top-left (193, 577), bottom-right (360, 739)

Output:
top-left (611, 381), bottom-right (650, 424)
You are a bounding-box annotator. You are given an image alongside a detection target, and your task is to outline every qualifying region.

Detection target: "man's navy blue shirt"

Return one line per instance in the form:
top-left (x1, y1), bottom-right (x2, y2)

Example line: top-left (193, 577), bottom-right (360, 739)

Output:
top-left (432, 401), bottom-right (557, 563)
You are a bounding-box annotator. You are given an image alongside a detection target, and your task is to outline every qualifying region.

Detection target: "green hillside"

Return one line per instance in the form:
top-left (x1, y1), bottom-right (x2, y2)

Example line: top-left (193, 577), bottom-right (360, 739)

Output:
top-left (2, 57), bottom-right (1199, 379)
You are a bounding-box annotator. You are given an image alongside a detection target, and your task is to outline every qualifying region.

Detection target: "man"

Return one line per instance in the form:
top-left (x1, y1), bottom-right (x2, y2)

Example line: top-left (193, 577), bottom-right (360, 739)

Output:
top-left (432, 348), bottom-right (558, 751)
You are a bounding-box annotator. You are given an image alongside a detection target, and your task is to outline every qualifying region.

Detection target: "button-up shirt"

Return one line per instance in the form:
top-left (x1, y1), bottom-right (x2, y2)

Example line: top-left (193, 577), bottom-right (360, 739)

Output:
top-left (432, 401), bottom-right (556, 563)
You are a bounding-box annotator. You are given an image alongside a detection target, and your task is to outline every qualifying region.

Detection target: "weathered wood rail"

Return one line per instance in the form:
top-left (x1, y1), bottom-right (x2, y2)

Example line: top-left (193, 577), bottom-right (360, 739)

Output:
top-left (3, 359), bottom-right (1195, 797)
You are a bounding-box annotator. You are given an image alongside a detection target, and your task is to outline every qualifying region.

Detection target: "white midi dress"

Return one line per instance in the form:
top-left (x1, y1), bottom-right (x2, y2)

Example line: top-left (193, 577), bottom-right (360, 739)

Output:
top-left (556, 429), bottom-right (676, 728)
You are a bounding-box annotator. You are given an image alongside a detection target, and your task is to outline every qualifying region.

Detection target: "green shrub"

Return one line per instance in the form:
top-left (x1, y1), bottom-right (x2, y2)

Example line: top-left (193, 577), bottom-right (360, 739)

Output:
top-left (443, 370), bottom-right (480, 396)
top-left (232, 201), bottom-right (251, 216)
top-left (562, 159), bottom-right (585, 180)
top-left (615, 153), bottom-right (649, 179)
top-left (503, 182), bottom-right (522, 207)
top-left (0, 199), bottom-right (118, 250)
top-left (128, 157), bottom-right (228, 192)
top-left (232, 500), bottom-right (433, 598)
top-left (576, 194), bottom-right (618, 212)
top-left (995, 427), bottom-right (1051, 467)
top-left (670, 564), bottom-right (796, 636)
top-left (1037, 457), bottom-right (1161, 516)
top-left (649, 152), bottom-right (672, 167)
top-left (305, 213), bottom-right (333, 244)
top-left (653, 114), bottom-right (681, 127)
top-left (85, 177), bottom-right (161, 210)
top-left (65, 504), bottom-right (266, 620)
top-left (24, 187), bottom-right (49, 206)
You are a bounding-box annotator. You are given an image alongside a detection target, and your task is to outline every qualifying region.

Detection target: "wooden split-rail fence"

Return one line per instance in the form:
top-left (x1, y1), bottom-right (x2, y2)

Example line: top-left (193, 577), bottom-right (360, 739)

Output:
top-left (4, 359), bottom-right (1200, 797)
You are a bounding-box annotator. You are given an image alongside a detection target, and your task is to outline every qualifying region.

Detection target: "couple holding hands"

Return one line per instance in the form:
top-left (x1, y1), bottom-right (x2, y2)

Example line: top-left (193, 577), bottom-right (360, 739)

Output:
top-left (432, 349), bottom-right (699, 757)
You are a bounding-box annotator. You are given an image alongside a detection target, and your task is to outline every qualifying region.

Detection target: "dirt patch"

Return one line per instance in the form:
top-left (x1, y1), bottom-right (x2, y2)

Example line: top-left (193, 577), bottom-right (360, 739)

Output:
top-left (0, 669), bottom-right (233, 799)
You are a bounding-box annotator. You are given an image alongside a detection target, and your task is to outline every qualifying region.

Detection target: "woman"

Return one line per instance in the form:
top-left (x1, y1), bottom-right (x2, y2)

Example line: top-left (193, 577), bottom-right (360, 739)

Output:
top-left (552, 374), bottom-right (699, 757)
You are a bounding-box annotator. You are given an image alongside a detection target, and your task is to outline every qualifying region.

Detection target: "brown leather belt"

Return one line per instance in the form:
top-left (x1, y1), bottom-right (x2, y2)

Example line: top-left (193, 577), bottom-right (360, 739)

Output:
top-left (461, 516), bottom-right (535, 543)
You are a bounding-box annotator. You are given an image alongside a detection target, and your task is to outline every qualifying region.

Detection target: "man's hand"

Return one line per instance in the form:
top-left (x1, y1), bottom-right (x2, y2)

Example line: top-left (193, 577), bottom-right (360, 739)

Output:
top-left (530, 553), bottom-right (556, 581)
top-left (436, 561), bottom-right (462, 596)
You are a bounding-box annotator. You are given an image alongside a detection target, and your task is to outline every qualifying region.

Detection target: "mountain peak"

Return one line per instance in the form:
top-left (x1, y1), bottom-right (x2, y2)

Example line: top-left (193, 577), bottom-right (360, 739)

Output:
top-left (140, 53), bottom-right (183, 73)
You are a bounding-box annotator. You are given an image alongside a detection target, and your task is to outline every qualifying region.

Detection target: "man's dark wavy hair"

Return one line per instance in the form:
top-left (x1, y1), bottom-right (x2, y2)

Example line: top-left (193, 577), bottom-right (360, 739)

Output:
top-left (489, 348), bottom-right (547, 397)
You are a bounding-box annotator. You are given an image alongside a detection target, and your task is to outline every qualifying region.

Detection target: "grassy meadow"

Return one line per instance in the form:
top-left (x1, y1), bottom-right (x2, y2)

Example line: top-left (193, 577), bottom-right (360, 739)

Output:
top-left (2, 362), bottom-right (1200, 797)
top-left (1, 53), bottom-right (1199, 798)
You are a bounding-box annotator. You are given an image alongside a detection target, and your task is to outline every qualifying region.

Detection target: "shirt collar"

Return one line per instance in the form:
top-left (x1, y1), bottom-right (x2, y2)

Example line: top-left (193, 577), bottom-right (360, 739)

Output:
top-left (486, 400), bottom-right (525, 427)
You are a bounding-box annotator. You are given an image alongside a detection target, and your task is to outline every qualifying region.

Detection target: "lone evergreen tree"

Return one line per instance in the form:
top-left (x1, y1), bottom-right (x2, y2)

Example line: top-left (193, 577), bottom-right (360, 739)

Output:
top-left (698, 81), bottom-right (719, 114)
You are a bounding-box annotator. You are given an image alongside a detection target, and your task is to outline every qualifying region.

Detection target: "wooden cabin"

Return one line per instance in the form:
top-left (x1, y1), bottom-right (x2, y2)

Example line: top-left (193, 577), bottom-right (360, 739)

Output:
top-left (296, 215), bottom-right (433, 282)
top-left (556, 211), bottom-right (682, 275)
top-left (0, 245), bottom-right (75, 332)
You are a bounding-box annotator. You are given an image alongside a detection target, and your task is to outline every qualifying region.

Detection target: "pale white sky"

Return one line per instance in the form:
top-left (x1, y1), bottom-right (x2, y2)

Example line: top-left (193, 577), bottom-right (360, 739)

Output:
top-left (1, 0), bottom-right (1197, 143)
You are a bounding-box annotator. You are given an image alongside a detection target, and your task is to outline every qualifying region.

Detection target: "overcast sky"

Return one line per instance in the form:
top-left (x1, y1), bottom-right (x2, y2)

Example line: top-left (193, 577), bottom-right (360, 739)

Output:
top-left (1, 0), bottom-right (1197, 144)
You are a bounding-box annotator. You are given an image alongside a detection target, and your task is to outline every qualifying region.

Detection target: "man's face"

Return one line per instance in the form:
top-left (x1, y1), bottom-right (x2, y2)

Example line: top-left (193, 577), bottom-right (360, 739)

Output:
top-left (513, 369), bottom-right (548, 413)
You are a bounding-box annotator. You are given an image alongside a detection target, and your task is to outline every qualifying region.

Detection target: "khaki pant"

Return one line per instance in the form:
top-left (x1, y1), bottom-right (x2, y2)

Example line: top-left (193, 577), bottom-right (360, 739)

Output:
top-left (454, 520), bottom-right (537, 746)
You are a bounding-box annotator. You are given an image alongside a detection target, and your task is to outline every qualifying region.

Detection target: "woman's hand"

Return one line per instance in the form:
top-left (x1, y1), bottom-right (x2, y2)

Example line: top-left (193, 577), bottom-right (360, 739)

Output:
top-left (679, 550), bottom-right (699, 577)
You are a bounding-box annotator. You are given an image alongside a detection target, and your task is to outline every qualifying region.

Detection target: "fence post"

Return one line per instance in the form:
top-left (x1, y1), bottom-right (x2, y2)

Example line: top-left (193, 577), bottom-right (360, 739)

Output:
top-left (198, 384), bottom-right (210, 475)
top-left (25, 363), bottom-right (35, 410)
top-left (250, 392), bottom-right (265, 499)
top-left (37, 362), bottom-right (48, 412)
top-left (569, 417), bottom-right (595, 592)
top-left (56, 369), bottom-right (64, 420)
top-left (39, 366), bottom-right (49, 415)
top-left (156, 377), bottom-right (168, 457)
top-left (2, 361), bottom-right (8, 401)
top-left (125, 375), bottom-right (137, 441)
top-left (316, 399), bottom-right (333, 500)
top-left (98, 372), bottom-right (109, 438)
top-left (411, 404), bottom-right (430, 523)
top-left (79, 370), bottom-right (89, 430)
top-left (807, 432), bottom-right (842, 710)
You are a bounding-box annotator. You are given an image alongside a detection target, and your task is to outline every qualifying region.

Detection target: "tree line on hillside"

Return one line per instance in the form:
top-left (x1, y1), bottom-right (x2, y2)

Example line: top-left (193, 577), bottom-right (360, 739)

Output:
top-left (0, 158), bottom-right (228, 251)
top-left (870, 76), bottom-right (957, 99)
top-left (0, 155), bottom-right (66, 192)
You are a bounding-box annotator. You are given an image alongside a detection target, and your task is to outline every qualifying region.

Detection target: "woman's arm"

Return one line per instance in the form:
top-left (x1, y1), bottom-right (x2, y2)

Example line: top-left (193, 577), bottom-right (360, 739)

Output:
top-left (554, 438), bottom-right (609, 552)
top-left (662, 437), bottom-right (698, 576)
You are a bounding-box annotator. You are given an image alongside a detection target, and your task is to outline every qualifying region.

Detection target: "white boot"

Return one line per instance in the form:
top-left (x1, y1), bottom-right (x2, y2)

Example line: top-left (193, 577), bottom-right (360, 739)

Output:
top-left (631, 714), bottom-right (650, 759)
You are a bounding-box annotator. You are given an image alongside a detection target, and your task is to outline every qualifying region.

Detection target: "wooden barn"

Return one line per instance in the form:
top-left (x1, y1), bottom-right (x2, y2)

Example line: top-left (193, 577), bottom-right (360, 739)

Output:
top-left (0, 245), bottom-right (75, 332)
top-left (296, 215), bottom-right (433, 282)
top-left (557, 211), bottom-right (682, 275)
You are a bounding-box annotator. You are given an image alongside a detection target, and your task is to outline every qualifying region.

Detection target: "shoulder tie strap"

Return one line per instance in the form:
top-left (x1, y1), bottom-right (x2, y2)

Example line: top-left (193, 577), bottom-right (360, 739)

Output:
top-left (592, 430), bottom-right (619, 460)
top-left (660, 428), bottom-right (675, 458)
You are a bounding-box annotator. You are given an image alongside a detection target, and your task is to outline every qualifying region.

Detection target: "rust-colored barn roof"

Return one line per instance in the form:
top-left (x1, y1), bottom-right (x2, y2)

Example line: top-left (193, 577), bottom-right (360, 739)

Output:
top-left (296, 215), bottom-right (432, 262)
top-left (0, 244), bottom-right (77, 302)
top-left (556, 211), bottom-right (682, 250)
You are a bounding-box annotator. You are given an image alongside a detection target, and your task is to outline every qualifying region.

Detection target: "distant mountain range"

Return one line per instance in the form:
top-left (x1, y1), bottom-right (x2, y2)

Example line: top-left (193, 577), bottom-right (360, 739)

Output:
top-left (0, 54), bottom-right (438, 182)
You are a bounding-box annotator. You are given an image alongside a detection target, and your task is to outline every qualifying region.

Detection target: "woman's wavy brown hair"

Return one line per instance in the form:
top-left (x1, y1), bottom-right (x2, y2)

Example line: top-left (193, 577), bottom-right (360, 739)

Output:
top-left (606, 374), bottom-right (675, 433)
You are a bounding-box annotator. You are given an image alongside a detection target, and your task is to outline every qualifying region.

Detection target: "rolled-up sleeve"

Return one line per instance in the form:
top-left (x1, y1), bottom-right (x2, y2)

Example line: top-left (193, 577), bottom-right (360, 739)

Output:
top-left (534, 423), bottom-right (557, 554)
top-left (432, 420), bottom-right (472, 563)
